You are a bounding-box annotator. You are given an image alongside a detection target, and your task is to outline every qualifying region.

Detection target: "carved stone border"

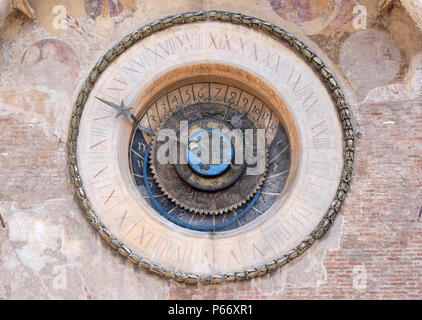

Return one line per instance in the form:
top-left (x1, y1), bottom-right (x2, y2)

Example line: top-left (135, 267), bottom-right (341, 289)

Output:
top-left (68, 11), bottom-right (354, 284)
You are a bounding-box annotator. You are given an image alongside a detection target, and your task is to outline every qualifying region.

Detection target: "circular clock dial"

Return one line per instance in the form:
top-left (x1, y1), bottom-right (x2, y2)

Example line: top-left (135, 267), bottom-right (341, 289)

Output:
top-left (129, 95), bottom-right (286, 228)
top-left (69, 12), bottom-right (353, 283)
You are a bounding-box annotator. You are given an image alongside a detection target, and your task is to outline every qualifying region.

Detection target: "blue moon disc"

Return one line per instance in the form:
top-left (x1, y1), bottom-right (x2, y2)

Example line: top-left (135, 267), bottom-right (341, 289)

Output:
top-left (187, 128), bottom-right (233, 177)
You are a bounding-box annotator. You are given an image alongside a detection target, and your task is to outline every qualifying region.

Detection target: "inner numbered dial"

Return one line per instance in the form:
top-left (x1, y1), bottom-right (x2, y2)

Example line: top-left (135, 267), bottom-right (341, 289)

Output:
top-left (129, 82), bottom-right (291, 232)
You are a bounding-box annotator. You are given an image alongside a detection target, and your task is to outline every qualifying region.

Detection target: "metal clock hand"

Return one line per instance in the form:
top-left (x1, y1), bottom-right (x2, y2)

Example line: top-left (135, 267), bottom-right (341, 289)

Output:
top-left (136, 123), bottom-right (154, 135)
top-left (95, 96), bottom-right (153, 135)
top-left (95, 97), bottom-right (133, 118)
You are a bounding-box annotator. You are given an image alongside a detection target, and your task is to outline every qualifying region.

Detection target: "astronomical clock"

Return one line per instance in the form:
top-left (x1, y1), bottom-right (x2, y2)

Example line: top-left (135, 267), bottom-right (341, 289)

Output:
top-left (69, 11), bottom-right (353, 284)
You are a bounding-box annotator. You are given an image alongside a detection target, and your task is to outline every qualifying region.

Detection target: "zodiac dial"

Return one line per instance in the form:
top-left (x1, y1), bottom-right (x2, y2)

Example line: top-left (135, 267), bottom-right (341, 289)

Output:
top-left (129, 91), bottom-right (288, 228)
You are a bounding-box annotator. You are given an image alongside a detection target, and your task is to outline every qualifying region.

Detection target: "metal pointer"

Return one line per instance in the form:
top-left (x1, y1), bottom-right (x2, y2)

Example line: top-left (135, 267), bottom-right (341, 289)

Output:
top-left (95, 97), bottom-right (153, 135)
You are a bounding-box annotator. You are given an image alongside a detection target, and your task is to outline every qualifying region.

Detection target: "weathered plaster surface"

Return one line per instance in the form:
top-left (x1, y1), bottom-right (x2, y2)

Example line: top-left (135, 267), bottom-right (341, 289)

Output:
top-left (402, 0), bottom-right (422, 31)
top-left (0, 0), bottom-right (421, 299)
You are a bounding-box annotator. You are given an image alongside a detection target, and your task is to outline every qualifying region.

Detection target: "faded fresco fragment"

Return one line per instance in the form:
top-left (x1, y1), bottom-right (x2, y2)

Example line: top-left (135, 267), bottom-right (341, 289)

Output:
top-left (27, 0), bottom-right (86, 35)
top-left (20, 39), bottom-right (80, 90)
top-left (85, 0), bottom-right (137, 23)
top-left (269, 0), bottom-right (342, 35)
top-left (339, 29), bottom-right (401, 95)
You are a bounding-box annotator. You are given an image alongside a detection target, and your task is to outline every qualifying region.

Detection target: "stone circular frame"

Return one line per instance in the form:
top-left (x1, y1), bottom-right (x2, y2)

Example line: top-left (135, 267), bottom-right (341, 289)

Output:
top-left (68, 11), bottom-right (354, 284)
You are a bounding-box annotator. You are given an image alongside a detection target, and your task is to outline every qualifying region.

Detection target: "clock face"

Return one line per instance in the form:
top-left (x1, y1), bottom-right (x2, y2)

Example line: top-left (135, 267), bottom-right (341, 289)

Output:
top-left (130, 90), bottom-right (289, 230)
top-left (69, 12), bottom-right (353, 283)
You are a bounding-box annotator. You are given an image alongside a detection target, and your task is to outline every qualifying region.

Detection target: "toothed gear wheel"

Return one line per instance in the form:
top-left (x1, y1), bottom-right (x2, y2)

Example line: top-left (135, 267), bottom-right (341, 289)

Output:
top-left (149, 101), bottom-right (268, 215)
top-left (229, 111), bottom-right (247, 129)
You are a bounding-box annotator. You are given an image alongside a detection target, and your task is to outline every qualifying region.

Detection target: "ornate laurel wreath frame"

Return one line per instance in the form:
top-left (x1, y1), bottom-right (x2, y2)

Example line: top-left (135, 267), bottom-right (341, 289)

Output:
top-left (67, 11), bottom-right (355, 284)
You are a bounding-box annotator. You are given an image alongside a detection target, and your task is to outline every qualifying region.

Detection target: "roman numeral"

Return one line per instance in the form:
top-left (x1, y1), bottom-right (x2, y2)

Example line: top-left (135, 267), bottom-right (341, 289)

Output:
top-left (114, 209), bottom-right (128, 228)
top-left (104, 189), bottom-right (115, 205)
top-left (93, 166), bottom-right (107, 179)
top-left (311, 120), bottom-right (328, 137)
top-left (89, 139), bottom-right (106, 149)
